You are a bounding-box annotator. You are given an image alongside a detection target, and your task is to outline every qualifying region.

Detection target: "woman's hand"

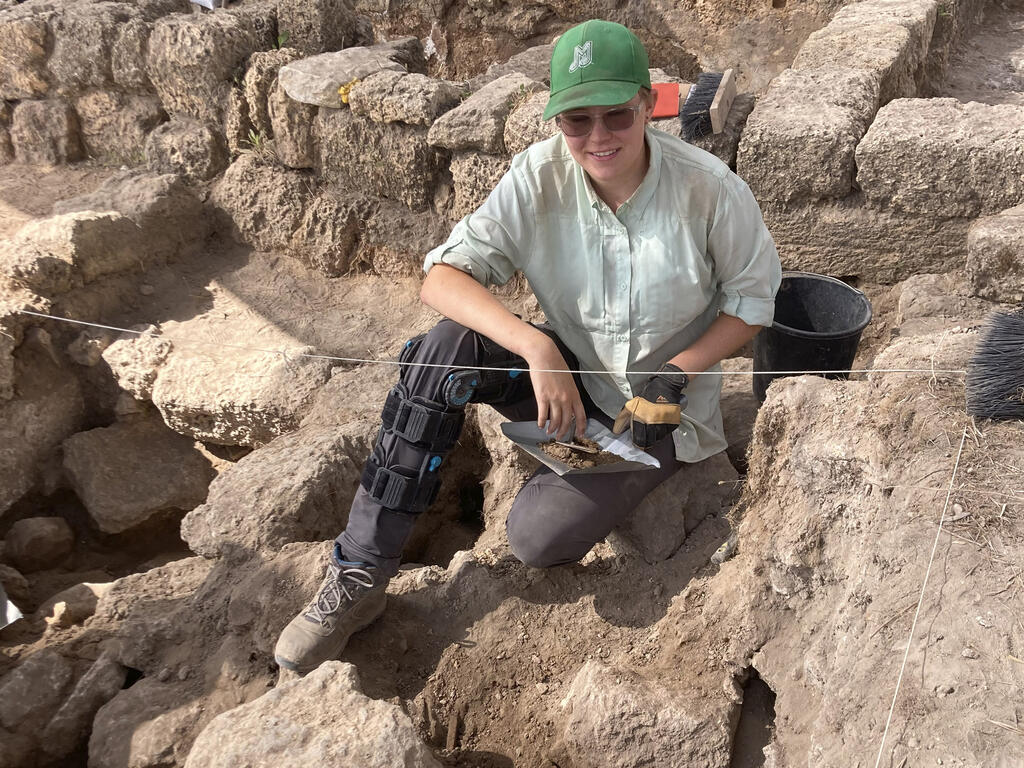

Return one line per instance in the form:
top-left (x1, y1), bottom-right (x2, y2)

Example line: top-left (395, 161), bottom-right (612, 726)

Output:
top-left (523, 334), bottom-right (587, 441)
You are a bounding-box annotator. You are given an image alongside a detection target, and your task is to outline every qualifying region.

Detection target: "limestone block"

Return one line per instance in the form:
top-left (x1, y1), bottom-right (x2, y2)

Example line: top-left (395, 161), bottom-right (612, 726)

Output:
top-left (427, 73), bottom-right (543, 154)
top-left (450, 151), bottom-right (509, 221)
top-left (150, 345), bottom-right (333, 447)
top-left (0, 14), bottom-right (49, 100)
top-left (615, 451), bottom-right (738, 564)
top-left (48, 3), bottom-right (141, 94)
top-left (0, 101), bottom-right (12, 164)
top-left (210, 153), bottom-right (311, 251)
top-left (355, 201), bottom-right (452, 275)
top-left (181, 425), bottom-right (364, 558)
top-left (54, 169), bottom-right (209, 262)
top-left (794, 0), bottom-right (936, 104)
top-left (278, 44), bottom-right (411, 108)
top-left (224, 84), bottom-right (250, 155)
top-left (183, 662), bottom-right (441, 768)
top-left (288, 190), bottom-right (375, 276)
top-left (895, 272), bottom-right (991, 337)
top-left (762, 199), bottom-right (970, 282)
top-left (63, 416), bottom-right (215, 534)
top-left (856, 98), bottom-right (1024, 217)
top-left (147, 11), bottom-right (274, 125)
top-left (111, 17), bottom-right (153, 91)
top-left (0, 650), bottom-right (74, 732)
top-left (40, 653), bottom-right (126, 763)
top-left (503, 91), bottom-right (556, 155)
top-left (102, 330), bottom-right (172, 400)
top-left (74, 90), bottom-right (166, 161)
top-left (736, 67), bottom-right (880, 203)
top-left (267, 79), bottom-right (316, 168)
top-left (467, 43), bottom-right (554, 91)
top-left (276, 0), bottom-right (369, 56)
top-left (89, 679), bottom-right (207, 768)
top-left (2, 517), bottom-right (74, 572)
top-left (560, 661), bottom-right (735, 768)
top-left (1, 212), bottom-right (142, 295)
top-left (348, 70), bottom-right (462, 126)
top-left (967, 203), bottom-right (1024, 303)
top-left (315, 108), bottom-right (442, 211)
top-left (244, 48), bottom-right (302, 140)
top-left (145, 117), bottom-right (228, 183)
top-left (10, 99), bottom-right (84, 165)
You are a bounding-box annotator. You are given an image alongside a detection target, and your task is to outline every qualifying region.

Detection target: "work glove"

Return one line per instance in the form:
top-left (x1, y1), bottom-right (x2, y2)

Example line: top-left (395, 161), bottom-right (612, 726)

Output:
top-left (612, 363), bottom-right (689, 448)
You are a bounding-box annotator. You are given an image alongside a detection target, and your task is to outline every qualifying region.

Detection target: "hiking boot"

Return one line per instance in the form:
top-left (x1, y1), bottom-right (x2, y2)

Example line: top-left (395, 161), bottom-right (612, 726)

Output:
top-left (274, 557), bottom-right (387, 674)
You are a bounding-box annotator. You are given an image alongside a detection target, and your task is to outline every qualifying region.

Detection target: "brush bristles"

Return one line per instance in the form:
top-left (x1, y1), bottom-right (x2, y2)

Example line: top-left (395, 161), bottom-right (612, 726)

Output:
top-left (681, 71), bottom-right (723, 141)
top-left (966, 308), bottom-right (1024, 420)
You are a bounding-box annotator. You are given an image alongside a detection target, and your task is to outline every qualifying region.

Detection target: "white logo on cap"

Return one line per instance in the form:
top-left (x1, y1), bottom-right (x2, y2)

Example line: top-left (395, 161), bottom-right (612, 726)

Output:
top-left (569, 40), bottom-right (593, 72)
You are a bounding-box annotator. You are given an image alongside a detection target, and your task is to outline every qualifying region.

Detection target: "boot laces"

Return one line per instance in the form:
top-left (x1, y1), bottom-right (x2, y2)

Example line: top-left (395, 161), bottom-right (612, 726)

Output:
top-left (304, 562), bottom-right (375, 627)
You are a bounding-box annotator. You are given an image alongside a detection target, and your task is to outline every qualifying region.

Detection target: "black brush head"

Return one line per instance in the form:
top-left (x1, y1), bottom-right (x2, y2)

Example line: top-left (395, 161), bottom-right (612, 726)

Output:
top-left (681, 71), bottom-right (723, 141)
top-left (966, 307), bottom-right (1024, 421)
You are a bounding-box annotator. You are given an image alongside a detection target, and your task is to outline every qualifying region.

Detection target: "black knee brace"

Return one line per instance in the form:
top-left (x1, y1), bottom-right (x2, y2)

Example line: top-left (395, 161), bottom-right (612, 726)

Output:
top-left (361, 382), bottom-right (463, 513)
top-left (442, 336), bottom-right (528, 407)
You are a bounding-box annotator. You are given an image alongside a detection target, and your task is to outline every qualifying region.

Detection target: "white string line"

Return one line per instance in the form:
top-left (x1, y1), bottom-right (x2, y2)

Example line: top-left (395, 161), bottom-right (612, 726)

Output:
top-left (15, 309), bottom-right (970, 378)
top-left (874, 426), bottom-right (970, 768)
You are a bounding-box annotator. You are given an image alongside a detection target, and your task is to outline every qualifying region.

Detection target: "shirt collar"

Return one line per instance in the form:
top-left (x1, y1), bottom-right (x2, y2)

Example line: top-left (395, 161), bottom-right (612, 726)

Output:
top-left (571, 128), bottom-right (663, 216)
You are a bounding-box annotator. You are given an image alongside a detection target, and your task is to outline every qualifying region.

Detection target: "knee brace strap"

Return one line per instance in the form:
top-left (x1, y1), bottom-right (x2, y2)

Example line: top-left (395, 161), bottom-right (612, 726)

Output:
top-left (382, 383), bottom-right (464, 452)
top-left (361, 453), bottom-right (442, 513)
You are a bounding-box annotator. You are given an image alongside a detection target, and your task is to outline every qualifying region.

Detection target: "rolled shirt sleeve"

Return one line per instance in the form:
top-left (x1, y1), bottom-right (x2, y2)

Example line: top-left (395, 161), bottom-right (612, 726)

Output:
top-left (423, 163), bottom-right (534, 288)
top-left (709, 174), bottom-right (782, 327)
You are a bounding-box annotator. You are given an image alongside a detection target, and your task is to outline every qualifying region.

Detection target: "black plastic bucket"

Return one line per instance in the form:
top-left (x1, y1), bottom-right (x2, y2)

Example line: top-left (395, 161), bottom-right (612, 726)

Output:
top-left (753, 271), bottom-right (872, 403)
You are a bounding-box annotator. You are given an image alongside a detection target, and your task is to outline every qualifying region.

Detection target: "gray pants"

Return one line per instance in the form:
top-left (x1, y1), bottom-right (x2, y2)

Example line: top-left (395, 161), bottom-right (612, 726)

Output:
top-left (336, 320), bottom-right (682, 577)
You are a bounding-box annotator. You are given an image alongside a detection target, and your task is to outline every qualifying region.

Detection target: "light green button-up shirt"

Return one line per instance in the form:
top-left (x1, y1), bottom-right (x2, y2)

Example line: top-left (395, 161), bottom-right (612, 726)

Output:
top-left (424, 127), bottom-right (781, 463)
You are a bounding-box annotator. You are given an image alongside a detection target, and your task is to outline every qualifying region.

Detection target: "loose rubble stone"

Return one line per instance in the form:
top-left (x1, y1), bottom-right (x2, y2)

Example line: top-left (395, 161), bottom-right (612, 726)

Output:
top-left (793, 0), bottom-right (936, 104)
top-left (0, 104), bottom-right (12, 164)
top-left (63, 416), bottom-right (216, 534)
top-left (355, 201), bottom-right (452, 275)
top-left (428, 73), bottom-right (544, 154)
top-left (54, 169), bottom-right (210, 263)
top-left (856, 99), bottom-right (1024, 217)
top-left (74, 90), bottom-right (166, 161)
top-left (348, 70), bottom-right (462, 126)
top-left (277, 0), bottom-right (370, 56)
top-left (151, 344), bottom-right (333, 447)
top-left (449, 151), bottom-right (509, 220)
top-left (737, 67), bottom-right (880, 203)
top-left (90, 679), bottom-right (207, 768)
top-left (560, 661), bottom-right (735, 768)
top-left (616, 451), bottom-right (738, 563)
top-left (145, 117), bottom-right (229, 183)
top-left (279, 43), bottom-right (412, 108)
top-left (184, 662), bottom-right (441, 768)
top-left (48, 3), bottom-right (141, 93)
top-left (316, 109), bottom-right (442, 211)
top-left (0, 15), bottom-right (49, 100)
top-left (288, 190), bottom-right (375, 276)
top-left (181, 424), bottom-right (366, 558)
top-left (40, 652), bottom-right (126, 763)
top-left (1, 211), bottom-right (142, 295)
top-left (224, 83), bottom-right (251, 155)
top-left (0, 347), bottom-right (84, 514)
top-left (268, 79), bottom-right (317, 168)
top-left (3, 516), bottom-right (74, 572)
top-left (147, 10), bottom-right (275, 125)
top-left (467, 43), bottom-right (554, 91)
top-left (34, 581), bottom-right (111, 628)
top-left (102, 330), bottom-right (172, 400)
top-left (244, 48), bottom-right (302, 140)
top-left (10, 99), bottom-right (84, 166)
top-left (503, 91), bottom-right (556, 155)
top-left (111, 16), bottom-right (153, 91)
top-left (895, 273), bottom-right (992, 336)
top-left (0, 564), bottom-right (29, 605)
top-left (966, 203), bottom-right (1024, 303)
top-left (211, 153), bottom-right (312, 251)
top-left (0, 650), bottom-right (74, 732)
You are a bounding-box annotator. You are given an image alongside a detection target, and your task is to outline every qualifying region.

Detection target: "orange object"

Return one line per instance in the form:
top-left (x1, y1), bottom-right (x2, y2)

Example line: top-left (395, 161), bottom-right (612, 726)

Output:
top-left (651, 82), bottom-right (681, 118)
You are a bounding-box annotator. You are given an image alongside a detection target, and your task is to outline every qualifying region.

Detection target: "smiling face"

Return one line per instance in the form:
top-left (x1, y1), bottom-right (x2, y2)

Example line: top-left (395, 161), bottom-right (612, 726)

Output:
top-left (558, 90), bottom-right (656, 207)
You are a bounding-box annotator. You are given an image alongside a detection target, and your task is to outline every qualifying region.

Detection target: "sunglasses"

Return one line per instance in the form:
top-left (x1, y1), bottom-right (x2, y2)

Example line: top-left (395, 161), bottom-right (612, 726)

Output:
top-left (555, 104), bottom-right (644, 137)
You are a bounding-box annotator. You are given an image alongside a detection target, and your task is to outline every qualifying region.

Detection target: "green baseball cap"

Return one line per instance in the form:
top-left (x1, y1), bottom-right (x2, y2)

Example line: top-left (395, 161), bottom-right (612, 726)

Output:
top-left (543, 20), bottom-right (651, 121)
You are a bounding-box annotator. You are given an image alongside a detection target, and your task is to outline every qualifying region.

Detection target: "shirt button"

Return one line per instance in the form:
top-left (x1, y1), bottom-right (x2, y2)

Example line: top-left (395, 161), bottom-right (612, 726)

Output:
top-left (619, 283), bottom-right (627, 291)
